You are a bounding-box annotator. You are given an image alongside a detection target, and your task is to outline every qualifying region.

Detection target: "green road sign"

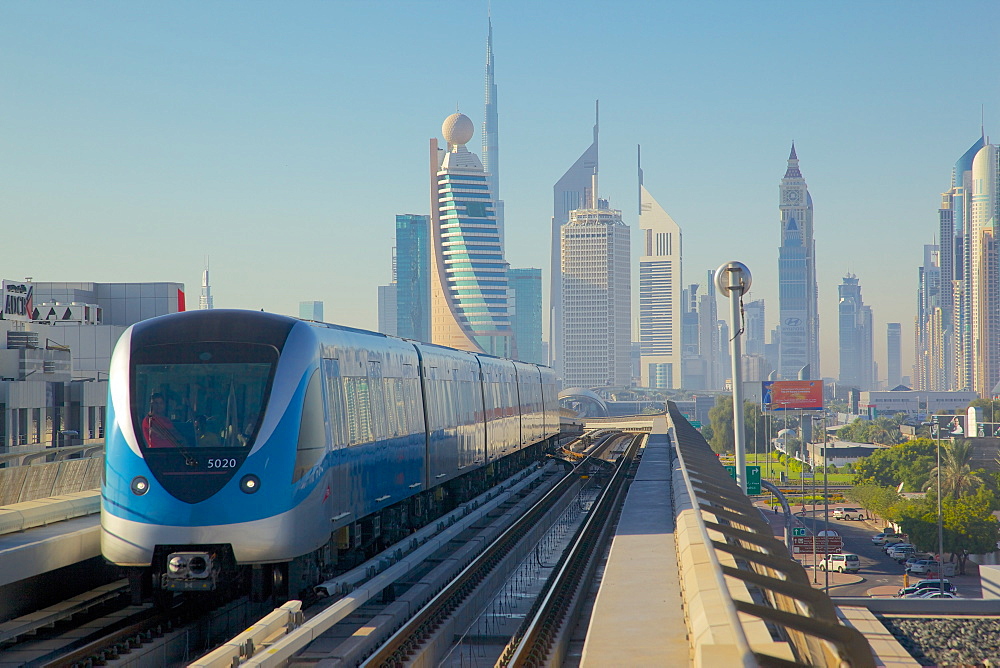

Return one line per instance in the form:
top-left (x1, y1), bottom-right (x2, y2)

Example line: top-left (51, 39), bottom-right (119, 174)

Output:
top-left (793, 527), bottom-right (806, 536)
top-left (690, 420), bottom-right (702, 428)
top-left (746, 465), bottom-right (761, 495)
top-left (725, 465), bottom-right (762, 495)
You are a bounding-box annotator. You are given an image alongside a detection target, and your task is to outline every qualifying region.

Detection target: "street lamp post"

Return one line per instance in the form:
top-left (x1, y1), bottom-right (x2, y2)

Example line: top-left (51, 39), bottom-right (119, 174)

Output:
top-left (935, 422), bottom-right (945, 594)
top-left (715, 261), bottom-right (752, 492)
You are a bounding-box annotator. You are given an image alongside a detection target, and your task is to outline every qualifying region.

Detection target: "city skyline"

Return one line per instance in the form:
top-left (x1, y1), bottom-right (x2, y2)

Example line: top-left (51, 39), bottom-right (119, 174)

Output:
top-left (4, 2), bottom-right (1000, 380)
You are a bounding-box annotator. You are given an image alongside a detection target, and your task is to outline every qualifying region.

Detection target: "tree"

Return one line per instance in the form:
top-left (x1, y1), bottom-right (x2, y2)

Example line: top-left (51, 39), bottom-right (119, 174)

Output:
top-left (707, 396), bottom-right (770, 455)
top-left (924, 439), bottom-right (984, 499)
top-left (853, 439), bottom-right (936, 491)
top-left (846, 483), bottom-right (901, 522)
top-left (708, 396), bottom-right (734, 454)
top-left (896, 488), bottom-right (1000, 574)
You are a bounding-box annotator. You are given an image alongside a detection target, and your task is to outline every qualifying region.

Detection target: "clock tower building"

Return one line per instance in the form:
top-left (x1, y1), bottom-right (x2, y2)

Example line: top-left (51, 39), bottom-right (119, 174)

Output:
top-left (778, 143), bottom-right (820, 380)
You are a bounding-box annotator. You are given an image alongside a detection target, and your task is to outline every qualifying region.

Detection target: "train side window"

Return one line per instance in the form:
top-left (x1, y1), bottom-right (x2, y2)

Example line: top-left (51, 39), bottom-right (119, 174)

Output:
top-left (293, 369), bottom-right (326, 482)
top-left (367, 361), bottom-right (387, 441)
top-left (322, 359), bottom-right (346, 448)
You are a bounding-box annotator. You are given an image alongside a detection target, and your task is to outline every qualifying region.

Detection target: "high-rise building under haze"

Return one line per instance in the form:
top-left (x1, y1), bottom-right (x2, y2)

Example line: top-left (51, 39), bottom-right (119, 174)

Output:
top-left (920, 134), bottom-right (987, 392)
top-left (482, 17), bottom-right (503, 246)
top-left (561, 187), bottom-right (630, 389)
top-left (199, 263), bottom-right (213, 310)
top-left (429, 113), bottom-right (512, 357)
top-left (550, 103), bottom-right (599, 373)
top-left (299, 300), bottom-right (324, 321)
top-left (778, 144), bottom-right (820, 379)
top-left (887, 322), bottom-right (901, 388)
top-left (508, 268), bottom-right (544, 365)
top-left (394, 214), bottom-right (431, 342)
top-left (637, 148), bottom-right (682, 389)
top-left (838, 273), bottom-right (873, 389)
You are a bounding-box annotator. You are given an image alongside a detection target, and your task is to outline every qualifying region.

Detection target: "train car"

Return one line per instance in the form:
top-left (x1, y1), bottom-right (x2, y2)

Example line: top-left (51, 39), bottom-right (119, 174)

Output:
top-left (101, 310), bottom-right (558, 601)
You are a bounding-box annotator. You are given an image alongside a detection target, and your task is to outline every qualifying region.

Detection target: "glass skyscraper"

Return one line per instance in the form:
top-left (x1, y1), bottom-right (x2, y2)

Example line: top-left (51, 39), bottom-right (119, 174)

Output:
top-left (394, 214), bottom-right (431, 342)
top-left (550, 103), bottom-right (598, 372)
top-left (429, 113), bottom-right (512, 357)
top-left (561, 197), bottom-right (630, 389)
top-left (778, 144), bottom-right (819, 379)
top-left (509, 268), bottom-right (544, 365)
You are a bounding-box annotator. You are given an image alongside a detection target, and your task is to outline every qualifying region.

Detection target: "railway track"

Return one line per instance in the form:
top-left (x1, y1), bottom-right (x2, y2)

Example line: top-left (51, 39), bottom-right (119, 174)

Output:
top-left (361, 432), bottom-right (642, 667)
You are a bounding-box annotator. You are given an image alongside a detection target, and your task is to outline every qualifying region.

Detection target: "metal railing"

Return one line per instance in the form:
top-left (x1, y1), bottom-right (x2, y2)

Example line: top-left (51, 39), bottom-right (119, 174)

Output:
top-left (668, 401), bottom-right (875, 667)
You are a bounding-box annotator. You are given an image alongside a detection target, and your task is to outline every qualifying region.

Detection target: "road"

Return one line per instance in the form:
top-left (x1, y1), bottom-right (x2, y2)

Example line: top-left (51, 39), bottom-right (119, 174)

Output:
top-left (796, 509), bottom-right (904, 596)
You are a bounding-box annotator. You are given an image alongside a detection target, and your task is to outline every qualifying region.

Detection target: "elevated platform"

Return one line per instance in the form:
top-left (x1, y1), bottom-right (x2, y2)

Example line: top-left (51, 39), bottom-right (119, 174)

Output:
top-left (0, 514), bottom-right (100, 588)
top-left (580, 417), bottom-right (688, 666)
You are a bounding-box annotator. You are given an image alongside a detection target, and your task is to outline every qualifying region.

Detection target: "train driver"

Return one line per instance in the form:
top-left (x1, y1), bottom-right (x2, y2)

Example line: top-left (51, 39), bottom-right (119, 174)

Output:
top-left (142, 393), bottom-right (186, 448)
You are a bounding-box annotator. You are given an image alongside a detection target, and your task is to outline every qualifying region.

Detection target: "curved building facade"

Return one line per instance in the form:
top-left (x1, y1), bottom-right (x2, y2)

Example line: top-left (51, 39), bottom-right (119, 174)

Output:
top-left (429, 113), bottom-right (513, 357)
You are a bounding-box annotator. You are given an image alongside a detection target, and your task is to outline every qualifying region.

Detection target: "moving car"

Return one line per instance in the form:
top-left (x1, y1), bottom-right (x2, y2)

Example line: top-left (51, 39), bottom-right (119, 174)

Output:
top-left (818, 553), bottom-right (861, 573)
top-left (833, 507), bottom-right (864, 520)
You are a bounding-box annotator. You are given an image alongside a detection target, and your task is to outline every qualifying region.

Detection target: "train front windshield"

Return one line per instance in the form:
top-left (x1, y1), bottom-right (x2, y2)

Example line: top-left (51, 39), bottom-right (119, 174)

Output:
top-left (131, 342), bottom-right (278, 453)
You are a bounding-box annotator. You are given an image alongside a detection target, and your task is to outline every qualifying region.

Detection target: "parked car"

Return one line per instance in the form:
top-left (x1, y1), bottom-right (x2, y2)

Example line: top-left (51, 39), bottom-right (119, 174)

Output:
top-left (882, 535), bottom-right (907, 548)
top-left (888, 545), bottom-right (917, 562)
top-left (872, 531), bottom-right (897, 545)
top-left (833, 507), bottom-right (865, 520)
top-left (906, 559), bottom-right (940, 575)
top-left (903, 554), bottom-right (934, 570)
top-left (905, 589), bottom-right (959, 599)
top-left (897, 579), bottom-right (955, 597)
top-left (884, 539), bottom-right (912, 554)
top-left (818, 553), bottom-right (861, 573)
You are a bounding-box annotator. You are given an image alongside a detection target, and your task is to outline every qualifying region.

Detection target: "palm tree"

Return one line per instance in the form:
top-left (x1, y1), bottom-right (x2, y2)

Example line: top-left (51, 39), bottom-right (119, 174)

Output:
top-left (924, 439), bottom-right (983, 499)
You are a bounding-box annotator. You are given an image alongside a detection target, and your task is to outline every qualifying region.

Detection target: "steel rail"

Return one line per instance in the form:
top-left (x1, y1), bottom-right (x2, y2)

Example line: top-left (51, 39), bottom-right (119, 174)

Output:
top-left (497, 433), bottom-right (642, 667)
top-left (361, 441), bottom-right (618, 667)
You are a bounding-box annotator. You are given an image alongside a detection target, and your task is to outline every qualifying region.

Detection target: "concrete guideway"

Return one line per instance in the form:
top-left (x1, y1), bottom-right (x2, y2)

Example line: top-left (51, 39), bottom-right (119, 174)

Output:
top-left (580, 419), bottom-right (687, 665)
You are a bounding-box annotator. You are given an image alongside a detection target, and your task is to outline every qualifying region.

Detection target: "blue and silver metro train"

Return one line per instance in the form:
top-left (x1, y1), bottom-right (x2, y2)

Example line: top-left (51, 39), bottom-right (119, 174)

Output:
top-left (100, 310), bottom-right (559, 600)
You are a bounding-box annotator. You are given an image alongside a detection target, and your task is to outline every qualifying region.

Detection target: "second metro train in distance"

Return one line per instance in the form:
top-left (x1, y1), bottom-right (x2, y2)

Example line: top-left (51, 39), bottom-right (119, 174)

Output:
top-left (100, 309), bottom-right (560, 600)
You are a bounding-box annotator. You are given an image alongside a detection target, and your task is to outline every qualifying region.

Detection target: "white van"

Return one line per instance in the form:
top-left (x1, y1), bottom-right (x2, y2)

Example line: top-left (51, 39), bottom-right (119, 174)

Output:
top-left (833, 507), bottom-right (864, 520)
top-left (818, 553), bottom-right (861, 573)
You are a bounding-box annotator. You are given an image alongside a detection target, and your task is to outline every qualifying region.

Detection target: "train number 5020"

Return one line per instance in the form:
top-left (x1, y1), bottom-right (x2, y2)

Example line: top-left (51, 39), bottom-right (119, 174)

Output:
top-left (207, 459), bottom-right (237, 469)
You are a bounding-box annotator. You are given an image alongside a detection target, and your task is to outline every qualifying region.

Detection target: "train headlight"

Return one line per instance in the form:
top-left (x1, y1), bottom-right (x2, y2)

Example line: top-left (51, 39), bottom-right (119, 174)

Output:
top-left (167, 555), bottom-right (188, 576)
top-left (165, 551), bottom-right (213, 580)
top-left (188, 556), bottom-right (208, 577)
top-left (240, 474), bottom-right (261, 494)
top-left (130, 476), bottom-right (150, 495)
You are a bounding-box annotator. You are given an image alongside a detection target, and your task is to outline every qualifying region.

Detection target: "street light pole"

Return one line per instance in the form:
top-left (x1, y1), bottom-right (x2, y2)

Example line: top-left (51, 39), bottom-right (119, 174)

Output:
top-left (715, 261), bottom-right (752, 492)
top-left (935, 422), bottom-right (945, 594)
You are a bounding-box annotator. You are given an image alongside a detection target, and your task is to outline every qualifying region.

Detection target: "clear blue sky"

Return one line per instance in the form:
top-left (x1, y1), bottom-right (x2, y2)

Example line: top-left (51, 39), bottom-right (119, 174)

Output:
top-left (2, 1), bottom-right (999, 380)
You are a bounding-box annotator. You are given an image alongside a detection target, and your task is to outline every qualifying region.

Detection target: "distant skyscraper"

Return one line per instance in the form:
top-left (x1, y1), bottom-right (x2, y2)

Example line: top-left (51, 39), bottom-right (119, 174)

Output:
top-left (887, 322), bottom-right (901, 388)
top-left (945, 134), bottom-right (987, 391)
top-left (550, 102), bottom-right (598, 372)
top-left (968, 142), bottom-right (1000, 396)
top-left (429, 113), bottom-right (512, 356)
top-left (482, 16), bottom-right (503, 246)
top-left (561, 189), bottom-right (630, 389)
top-left (915, 244), bottom-right (944, 390)
top-left (395, 214), bottom-right (431, 341)
top-left (838, 273), bottom-right (873, 389)
top-left (199, 264), bottom-right (213, 310)
top-left (299, 300), bottom-right (323, 321)
top-left (377, 284), bottom-right (397, 336)
top-left (637, 148), bottom-right (682, 389)
top-left (778, 144), bottom-right (820, 380)
top-left (743, 299), bottom-right (766, 357)
top-left (508, 268), bottom-right (544, 365)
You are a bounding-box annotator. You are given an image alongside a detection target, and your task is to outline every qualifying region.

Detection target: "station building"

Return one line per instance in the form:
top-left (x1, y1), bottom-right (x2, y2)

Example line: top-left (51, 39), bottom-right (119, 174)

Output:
top-left (0, 280), bottom-right (184, 452)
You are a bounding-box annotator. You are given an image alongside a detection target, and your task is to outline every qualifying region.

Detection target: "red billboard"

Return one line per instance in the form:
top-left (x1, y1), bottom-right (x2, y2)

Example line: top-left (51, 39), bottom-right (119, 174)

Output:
top-left (763, 380), bottom-right (823, 411)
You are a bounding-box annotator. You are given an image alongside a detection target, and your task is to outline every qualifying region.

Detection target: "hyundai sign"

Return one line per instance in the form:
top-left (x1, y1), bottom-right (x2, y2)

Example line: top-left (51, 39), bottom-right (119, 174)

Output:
top-left (2, 281), bottom-right (33, 321)
top-left (763, 380), bottom-right (823, 411)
